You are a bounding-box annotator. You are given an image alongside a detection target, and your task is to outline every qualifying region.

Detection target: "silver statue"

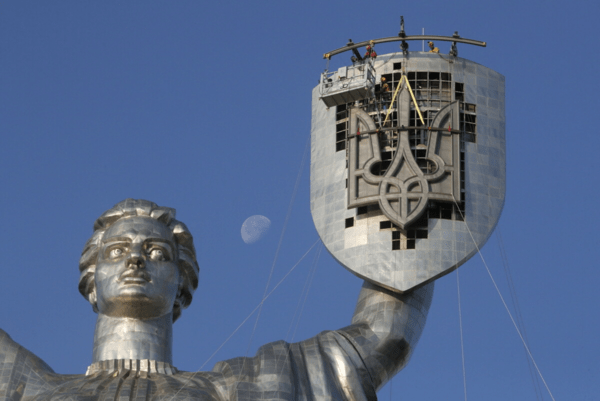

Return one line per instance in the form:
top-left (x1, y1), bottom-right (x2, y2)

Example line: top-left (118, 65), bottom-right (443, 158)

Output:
top-left (0, 199), bottom-right (433, 400)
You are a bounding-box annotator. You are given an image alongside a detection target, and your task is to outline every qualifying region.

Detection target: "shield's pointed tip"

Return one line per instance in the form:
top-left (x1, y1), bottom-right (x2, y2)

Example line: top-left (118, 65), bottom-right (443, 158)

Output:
top-left (393, 220), bottom-right (405, 230)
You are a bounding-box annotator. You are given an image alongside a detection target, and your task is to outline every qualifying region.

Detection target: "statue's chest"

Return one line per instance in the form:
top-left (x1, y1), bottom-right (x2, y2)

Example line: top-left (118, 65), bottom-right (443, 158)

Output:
top-left (29, 373), bottom-right (221, 401)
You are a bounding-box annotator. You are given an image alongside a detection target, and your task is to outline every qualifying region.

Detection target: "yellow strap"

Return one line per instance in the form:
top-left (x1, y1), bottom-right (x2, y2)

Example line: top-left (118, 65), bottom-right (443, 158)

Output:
top-left (382, 75), bottom-right (425, 126)
top-left (382, 76), bottom-right (403, 126)
top-left (403, 76), bottom-right (425, 125)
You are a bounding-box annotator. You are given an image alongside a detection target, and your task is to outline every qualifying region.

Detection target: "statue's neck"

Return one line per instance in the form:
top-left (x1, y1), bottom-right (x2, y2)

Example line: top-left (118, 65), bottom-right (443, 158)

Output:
top-left (92, 313), bottom-right (173, 364)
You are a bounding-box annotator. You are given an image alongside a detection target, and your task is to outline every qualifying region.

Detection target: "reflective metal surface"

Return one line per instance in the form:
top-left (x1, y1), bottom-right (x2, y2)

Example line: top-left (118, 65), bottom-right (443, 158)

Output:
top-left (85, 359), bottom-right (178, 376)
top-left (311, 52), bottom-right (506, 292)
top-left (0, 199), bottom-right (433, 400)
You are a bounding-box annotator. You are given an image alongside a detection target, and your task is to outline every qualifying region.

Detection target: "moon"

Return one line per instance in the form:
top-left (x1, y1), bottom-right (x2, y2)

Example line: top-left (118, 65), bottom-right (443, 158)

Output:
top-left (241, 215), bottom-right (271, 244)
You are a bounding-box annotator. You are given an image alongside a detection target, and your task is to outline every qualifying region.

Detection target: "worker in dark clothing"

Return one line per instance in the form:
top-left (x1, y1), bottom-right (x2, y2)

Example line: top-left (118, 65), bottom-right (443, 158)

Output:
top-left (380, 77), bottom-right (390, 93)
top-left (378, 76), bottom-right (391, 111)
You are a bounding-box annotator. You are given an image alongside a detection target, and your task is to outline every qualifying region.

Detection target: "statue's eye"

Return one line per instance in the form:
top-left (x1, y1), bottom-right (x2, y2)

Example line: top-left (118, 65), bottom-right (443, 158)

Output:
top-left (109, 248), bottom-right (124, 259)
top-left (148, 248), bottom-right (166, 261)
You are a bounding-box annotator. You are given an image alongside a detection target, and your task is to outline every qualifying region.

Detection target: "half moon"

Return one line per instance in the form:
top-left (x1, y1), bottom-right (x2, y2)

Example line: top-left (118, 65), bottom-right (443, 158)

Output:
top-left (241, 215), bottom-right (271, 244)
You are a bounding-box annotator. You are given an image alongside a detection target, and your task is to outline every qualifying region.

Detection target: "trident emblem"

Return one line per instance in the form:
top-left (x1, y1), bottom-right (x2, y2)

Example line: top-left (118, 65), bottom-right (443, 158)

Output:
top-left (347, 75), bottom-right (461, 229)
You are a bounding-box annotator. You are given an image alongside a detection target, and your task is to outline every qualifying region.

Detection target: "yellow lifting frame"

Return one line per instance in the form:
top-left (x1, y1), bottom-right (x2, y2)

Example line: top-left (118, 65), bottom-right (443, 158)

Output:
top-left (382, 75), bottom-right (425, 127)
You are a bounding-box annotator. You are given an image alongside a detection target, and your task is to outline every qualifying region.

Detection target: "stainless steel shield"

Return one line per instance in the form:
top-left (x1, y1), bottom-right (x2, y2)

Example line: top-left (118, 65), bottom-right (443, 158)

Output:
top-left (310, 53), bottom-right (505, 292)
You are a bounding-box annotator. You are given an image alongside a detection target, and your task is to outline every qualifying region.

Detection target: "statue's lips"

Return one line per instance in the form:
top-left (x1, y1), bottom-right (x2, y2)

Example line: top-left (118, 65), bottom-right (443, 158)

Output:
top-left (118, 270), bottom-right (151, 284)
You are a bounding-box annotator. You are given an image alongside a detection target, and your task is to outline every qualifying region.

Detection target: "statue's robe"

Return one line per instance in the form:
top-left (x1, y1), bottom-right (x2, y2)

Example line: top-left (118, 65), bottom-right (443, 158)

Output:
top-left (0, 327), bottom-right (378, 401)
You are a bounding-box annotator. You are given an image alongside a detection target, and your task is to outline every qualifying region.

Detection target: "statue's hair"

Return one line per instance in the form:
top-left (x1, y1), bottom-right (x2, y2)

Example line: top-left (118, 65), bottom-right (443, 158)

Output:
top-left (78, 199), bottom-right (199, 322)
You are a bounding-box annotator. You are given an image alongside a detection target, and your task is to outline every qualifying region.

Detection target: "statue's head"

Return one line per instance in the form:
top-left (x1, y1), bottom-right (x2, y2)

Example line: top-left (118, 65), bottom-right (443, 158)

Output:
top-left (78, 199), bottom-right (199, 322)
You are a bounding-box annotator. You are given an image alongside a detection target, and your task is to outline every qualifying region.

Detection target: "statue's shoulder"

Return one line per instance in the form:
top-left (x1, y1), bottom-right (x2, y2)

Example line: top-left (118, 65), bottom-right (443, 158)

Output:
top-left (0, 328), bottom-right (27, 366)
top-left (0, 328), bottom-right (57, 398)
top-left (0, 328), bottom-right (16, 351)
top-left (0, 328), bottom-right (50, 366)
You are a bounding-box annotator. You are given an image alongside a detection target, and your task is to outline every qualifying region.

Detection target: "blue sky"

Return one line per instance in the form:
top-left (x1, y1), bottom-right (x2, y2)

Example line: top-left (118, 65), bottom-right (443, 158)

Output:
top-left (0, 1), bottom-right (598, 400)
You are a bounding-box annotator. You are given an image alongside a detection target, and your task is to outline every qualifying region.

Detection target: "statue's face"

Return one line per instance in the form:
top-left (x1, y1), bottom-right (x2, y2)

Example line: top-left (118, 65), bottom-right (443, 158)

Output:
top-left (94, 216), bottom-right (181, 319)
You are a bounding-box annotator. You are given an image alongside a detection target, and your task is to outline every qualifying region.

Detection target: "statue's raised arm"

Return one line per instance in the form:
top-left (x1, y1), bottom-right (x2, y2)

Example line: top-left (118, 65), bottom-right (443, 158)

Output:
top-left (343, 281), bottom-right (434, 391)
top-left (209, 281), bottom-right (433, 401)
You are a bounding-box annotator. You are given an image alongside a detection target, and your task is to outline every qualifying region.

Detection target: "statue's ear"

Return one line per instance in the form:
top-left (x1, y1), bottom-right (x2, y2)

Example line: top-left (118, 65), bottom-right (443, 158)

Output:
top-left (88, 288), bottom-right (98, 313)
top-left (174, 288), bottom-right (185, 310)
top-left (172, 276), bottom-right (188, 321)
top-left (172, 290), bottom-right (185, 322)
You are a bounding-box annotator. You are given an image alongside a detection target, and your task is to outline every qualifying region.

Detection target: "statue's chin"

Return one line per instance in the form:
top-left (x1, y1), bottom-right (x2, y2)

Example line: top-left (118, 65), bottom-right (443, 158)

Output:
top-left (100, 296), bottom-right (172, 319)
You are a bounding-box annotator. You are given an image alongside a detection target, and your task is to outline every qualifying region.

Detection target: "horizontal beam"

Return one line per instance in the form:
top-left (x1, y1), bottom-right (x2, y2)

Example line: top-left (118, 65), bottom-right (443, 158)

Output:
top-left (349, 126), bottom-right (462, 138)
top-left (324, 35), bottom-right (486, 59)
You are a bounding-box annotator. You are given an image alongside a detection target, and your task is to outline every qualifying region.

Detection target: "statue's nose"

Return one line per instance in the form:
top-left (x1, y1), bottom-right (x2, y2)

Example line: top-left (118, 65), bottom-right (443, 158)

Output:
top-left (127, 253), bottom-right (145, 269)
